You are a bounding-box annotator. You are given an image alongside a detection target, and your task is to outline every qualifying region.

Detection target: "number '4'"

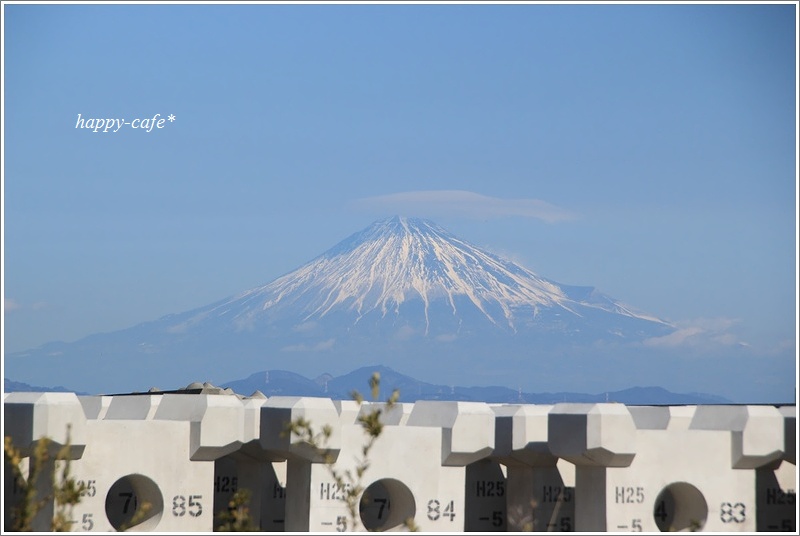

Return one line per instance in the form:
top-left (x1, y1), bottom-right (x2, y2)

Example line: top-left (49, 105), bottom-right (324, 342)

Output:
top-left (443, 500), bottom-right (456, 521)
top-left (654, 501), bottom-right (668, 522)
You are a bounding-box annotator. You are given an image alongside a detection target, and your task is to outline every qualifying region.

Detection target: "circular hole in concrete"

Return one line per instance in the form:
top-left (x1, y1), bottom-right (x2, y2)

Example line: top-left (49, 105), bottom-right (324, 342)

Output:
top-left (653, 482), bottom-right (707, 532)
top-left (359, 478), bottom-right (416, 531)
top-left (105, 474), bottom-right (163, 531)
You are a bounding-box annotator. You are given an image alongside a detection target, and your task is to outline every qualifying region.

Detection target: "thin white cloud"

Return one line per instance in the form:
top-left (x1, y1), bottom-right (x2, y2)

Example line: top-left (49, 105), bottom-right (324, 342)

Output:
top-left (5, 298), bottom-right (21, 312)
top-left (642, 327), bottom-right (705, 348)
top-left (352, 190), bottom-right (576, 223)
top-left (642, 317), bottom-right (744, 349)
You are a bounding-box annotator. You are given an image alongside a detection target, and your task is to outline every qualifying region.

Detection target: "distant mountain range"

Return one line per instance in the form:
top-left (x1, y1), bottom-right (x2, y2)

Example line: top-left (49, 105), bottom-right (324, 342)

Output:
top-left (219, 365), bottom-right (733, 405)
top-left (3, 379), bottom-right (90, 396)
top-left (4, 365), bottom-right (731, 405)
top-left (4, 216), bottom-right (787, 403)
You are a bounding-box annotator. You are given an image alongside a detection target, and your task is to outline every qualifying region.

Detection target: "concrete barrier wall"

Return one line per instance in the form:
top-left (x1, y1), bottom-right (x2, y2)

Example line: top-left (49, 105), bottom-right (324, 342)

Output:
top-left (3, 392), bottom-right (796, 532)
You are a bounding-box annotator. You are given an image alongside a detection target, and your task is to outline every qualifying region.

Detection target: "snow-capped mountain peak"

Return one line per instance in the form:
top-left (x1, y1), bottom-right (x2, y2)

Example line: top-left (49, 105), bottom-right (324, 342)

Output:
top-left (208, 216), bottom-right (669, 334)
top-left (5, 216), bottom-right (680, 396)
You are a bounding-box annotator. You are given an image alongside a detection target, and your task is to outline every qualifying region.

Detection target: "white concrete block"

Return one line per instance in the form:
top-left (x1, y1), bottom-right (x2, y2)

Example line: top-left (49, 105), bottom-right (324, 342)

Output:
top-left (211, 454), bottom-right (287, 531)
top-left (631, 425), bottom-right (766, 532)
top-left (392, 402), bottom-right (414, 426)
top-left (356, 401), bottom-right (412, 426)
top-left (4, 392), bottom-right (90, 531)
top-left (277, 399), bottom-right (501, 532)
top-left (464, 459), bottom-right (507, 531)
top-left (755, 459), bottom-right (796, 532)
top-left (64, 417), bottom-right (215, 531)
top-left (406, 401), bottom-right (495, 466)
top-left (690, 405), bottom-right (784, 469)
top-left (548, 403), bottom-right (637, 467)
top-left (207, 393), bottom-right (283, 530)
top-left (3, 392), bottom-right (88, 458)
top-left (154, 394), bottom-right (247, 461)
top-left (3, 392), bottom-right (86, 458)
top-left (502, 462), bottom-right (577, 532)
top-left (104, 394), bottom-right (162, 420)
top-left (4, 393), bottom-right (791, 532)
top-left (628, 405), bottom-right (670, 430)
top-left (554, 404), bottom-right (785, 532)
top-left (78, 395), bottom-right (112, 420)
top-left (259, 396), bottom-right (341, 463)
top-left (493, 404), bottom-right (557, 466)
top-left (241, 395), bottom-right (267, 446)
top-left (628, 405), bottom-right (699, 432)
top-left (285, 419), bottom-right (466, 532)
top-left (665, 405), bottom-right (697, 430)
top-left (493, 404), bottom-right (575, 531)
top-left (222, 395), bottom-right (275, 465)
top-left (334, 399), bottom-right (361, 425)
top-left (778, 405), bottom-right (796, 465)
top-left (754, 406), bottom-right (796, 532)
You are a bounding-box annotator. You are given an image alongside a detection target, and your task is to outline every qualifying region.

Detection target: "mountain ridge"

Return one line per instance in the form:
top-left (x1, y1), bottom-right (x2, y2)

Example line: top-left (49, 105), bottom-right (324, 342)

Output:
top-left (3, 366), bottom-right (733, 405)
top-left (189, 216), bottom-right (672, 335)
top-left (7, 216), bottom-right (753, 400)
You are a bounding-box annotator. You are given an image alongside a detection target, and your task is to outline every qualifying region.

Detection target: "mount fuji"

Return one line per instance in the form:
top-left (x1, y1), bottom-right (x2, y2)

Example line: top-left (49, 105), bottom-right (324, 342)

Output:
top-left (6, 216), bottom-right (680, 395)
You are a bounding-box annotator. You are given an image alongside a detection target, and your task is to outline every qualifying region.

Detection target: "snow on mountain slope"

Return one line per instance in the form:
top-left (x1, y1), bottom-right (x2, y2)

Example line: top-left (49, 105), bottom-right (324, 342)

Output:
top-left (184, 216), bottom-right (672, 337)
top-left (5, 216), bottom-right (680, 395)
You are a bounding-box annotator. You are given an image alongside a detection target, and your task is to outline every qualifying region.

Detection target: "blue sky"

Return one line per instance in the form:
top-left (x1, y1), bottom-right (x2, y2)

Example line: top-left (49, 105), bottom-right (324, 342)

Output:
top-left (2, 2), bottom-right (797, 396)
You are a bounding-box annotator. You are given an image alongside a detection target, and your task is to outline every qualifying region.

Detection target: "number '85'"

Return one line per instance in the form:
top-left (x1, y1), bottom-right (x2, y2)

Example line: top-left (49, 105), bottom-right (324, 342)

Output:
top-left (172, 495), bottom-right (203, 517)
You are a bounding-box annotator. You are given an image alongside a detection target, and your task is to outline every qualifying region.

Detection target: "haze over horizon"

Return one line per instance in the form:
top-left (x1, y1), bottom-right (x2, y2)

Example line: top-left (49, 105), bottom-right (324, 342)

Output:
top-left (2, 215), bottom-right (794, 403)
top-left (2, 3), bottom-right (797, 403)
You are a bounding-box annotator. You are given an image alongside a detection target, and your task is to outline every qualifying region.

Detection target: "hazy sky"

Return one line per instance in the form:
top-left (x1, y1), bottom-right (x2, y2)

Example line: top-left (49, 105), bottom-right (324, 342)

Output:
top-left (2, 2), bottom-right (797, 387)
